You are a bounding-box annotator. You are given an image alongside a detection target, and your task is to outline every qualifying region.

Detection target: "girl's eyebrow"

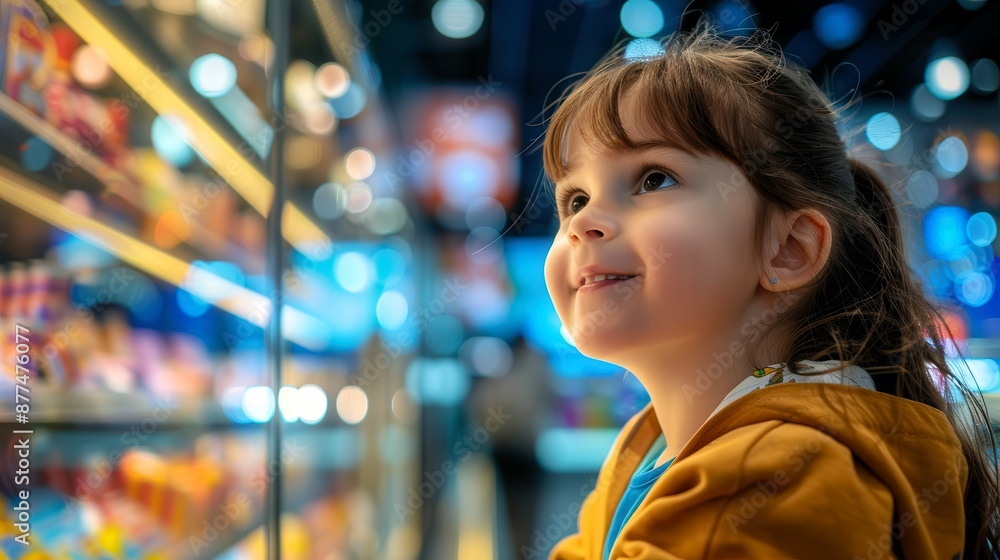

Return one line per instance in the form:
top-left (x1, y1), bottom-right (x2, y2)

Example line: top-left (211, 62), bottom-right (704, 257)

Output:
top-left (560, 141), bottom-right (696, 181)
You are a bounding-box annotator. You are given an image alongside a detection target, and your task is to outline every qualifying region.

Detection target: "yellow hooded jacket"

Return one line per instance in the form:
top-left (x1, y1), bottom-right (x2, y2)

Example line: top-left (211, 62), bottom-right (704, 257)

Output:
top-left (549, 363), bottom-right (968, 560)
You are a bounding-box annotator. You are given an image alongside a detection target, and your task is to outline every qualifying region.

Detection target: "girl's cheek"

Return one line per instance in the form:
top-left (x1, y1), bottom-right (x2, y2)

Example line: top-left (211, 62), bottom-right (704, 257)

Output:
top-left (543, 246), bottom-right (567, 296)
top-left (643, 222), bottom-right (691, 265)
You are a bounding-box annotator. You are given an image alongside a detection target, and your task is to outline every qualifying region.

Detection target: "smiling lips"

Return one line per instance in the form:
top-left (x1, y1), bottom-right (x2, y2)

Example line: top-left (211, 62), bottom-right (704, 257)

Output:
top-left (576, 266), bottom-right (639, 289)
top-left (581, 273), bottom-right (635, 287)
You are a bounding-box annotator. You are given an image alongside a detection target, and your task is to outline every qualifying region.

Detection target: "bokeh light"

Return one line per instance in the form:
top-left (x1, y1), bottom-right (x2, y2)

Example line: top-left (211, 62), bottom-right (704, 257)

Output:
top-left (911, 84), bottom-right (946, 121)
top-left (303, 101), bottom-right (337, 135)
top-left (334, 251), bottom-right (372, 293)
top-left (71, 46), bottom-right (112, 89)
top-left (329, 82), bottom-right (367, 119)
top-left (313, 182), bottom-right (348, 220)
top-left (624, 38), bottom-right (665, 61)
top-left (365, 198), bottom-right (408, 235)
top-left (405, 358), bottom-right (470, 405)
top-left (904, 170), bottom-right (939, 209)
top-left (813, 3), bottom-right (863, 49)
top-left (865, 112), bottom-right (901, 150)
top-left (957, 271), bottom-right (994, 307)
top-left (299, 384), bottom-right (329, 424)
top-left (620, 0), bottom-right (664, 38)
top-left (190, 54), bottom-right (238, 98)
top-left (376, 290), bottom-right (408, 330)
top-left (278, 386), bottom-right (299, 422)
top-left (151, 115), bottom-right (195, 167)
top-left (315, 62), bottom-right (351, 98)
top-left (971, 59), bottom-right (999, 94)
top-left (431, 0), bottom-right (485, 39)
top-left (935, 136), bottom-right (969, 177)
top-left (460, 336), bottom-right (513, 377)
top-left (345, 147), bottom-right (376, 180)
top-left (967, 212), bottom-right (998, 247)
top-left (924, 206), bottom-right (970, 260)
top-left (926, 57), bottom-right (970, 100)
top-left (335, 385), bottom-right (366, 424)
top-left (345, 182), bottom-right (374, 213)
top-left (20, 137), bottom-right (54, 172)
top-left (242, 386), bottom-right (276, 423)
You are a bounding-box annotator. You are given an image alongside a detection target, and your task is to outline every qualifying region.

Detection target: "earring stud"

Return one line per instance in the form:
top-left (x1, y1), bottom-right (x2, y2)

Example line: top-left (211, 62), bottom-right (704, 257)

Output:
top-left (769, 277), bottom-right (778, 284)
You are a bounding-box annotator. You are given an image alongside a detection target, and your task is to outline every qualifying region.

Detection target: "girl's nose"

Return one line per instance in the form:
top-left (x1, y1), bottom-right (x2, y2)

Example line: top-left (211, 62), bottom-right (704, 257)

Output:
top-left (567, 204), bottom-right (618, 244)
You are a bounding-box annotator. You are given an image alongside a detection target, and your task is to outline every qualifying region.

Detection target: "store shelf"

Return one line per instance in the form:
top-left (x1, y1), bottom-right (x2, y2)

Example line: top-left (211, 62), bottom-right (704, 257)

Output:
top-left (38, 0), bottom-right (333, 254)
top-left (164, 511), bottom-right (264, 558)
top-left (0, 386), bottom-right (229, 426)
top-left (0, 91), bottom-right (144, 209)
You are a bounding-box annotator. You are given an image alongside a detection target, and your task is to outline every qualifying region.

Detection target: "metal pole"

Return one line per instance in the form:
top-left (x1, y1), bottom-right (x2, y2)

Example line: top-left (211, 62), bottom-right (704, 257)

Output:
top-left (265, 0), bottom-right (289, 558)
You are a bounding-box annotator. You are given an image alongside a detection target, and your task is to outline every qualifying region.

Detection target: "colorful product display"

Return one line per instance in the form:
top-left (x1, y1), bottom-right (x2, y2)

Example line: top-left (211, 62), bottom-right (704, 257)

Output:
top-left (0, 258), bottom-right (218, 398)
top-left (0, 0), bottom-right (54, 118)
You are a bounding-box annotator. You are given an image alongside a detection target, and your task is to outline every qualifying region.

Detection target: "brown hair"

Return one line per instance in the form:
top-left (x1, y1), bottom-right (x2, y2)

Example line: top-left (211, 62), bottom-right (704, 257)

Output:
top-left (541, 20), bottom-right (999, 558)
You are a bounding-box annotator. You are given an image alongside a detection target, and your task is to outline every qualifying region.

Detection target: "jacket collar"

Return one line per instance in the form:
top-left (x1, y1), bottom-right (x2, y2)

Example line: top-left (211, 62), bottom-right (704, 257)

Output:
top-left (597, 376), bottom-right (966, 559)
top-left (706, 360), bottom-right (876, 420)
top-left (602, 360), bottom-right (886, 531)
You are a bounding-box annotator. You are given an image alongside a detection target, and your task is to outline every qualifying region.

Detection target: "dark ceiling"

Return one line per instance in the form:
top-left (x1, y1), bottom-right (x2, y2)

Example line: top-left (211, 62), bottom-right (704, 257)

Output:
top-left (324, 0), bottom-right (998, 233)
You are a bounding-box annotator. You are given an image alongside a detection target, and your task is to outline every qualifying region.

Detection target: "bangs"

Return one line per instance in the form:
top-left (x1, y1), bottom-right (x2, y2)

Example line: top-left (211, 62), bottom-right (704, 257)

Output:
top-left (542, 44), bottom-right (755, 185)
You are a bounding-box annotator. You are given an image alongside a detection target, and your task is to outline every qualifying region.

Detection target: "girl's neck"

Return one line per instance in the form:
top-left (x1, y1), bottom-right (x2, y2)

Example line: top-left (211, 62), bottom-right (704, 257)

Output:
top-left (627, 352), bottom-right (773, 470)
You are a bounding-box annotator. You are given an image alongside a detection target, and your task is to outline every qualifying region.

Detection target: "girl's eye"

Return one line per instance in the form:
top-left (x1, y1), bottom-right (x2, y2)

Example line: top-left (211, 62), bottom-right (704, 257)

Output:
top-left (636, 167), bottom-right (679, 194)
top-left (556, 164), bottom-right (679, 219)
top-left (555, 189), bottom-right (587, 218)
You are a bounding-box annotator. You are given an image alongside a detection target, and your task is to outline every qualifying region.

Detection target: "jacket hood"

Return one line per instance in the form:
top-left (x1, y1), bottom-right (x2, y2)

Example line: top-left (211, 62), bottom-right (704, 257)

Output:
top-left (706, 359), bottom-right (878, 420)
top-left (597, 360), bottom-right (969, 558)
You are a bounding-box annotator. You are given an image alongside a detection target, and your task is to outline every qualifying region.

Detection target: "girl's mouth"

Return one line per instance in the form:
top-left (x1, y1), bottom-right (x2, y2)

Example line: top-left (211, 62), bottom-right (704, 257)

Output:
top-left (578, 275), bottom-right (638, 292)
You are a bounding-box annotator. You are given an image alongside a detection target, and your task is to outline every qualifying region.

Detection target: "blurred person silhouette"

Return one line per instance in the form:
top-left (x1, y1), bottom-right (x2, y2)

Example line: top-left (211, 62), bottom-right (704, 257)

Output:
top-left (466, 334), bottom-right (556, 556)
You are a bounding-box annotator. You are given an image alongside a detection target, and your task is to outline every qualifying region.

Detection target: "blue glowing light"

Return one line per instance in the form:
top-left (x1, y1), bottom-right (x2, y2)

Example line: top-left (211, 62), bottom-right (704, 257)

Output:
top-left (813, 3), bottom-right (864, 50)
top-left (242, 386), bottom-right (275, 423)
top-left (925, 57), bottom-right (970, 100)
top-left (372, 247), bottom-right (407, 285)
top-left (328, 82), bottom-right (367, 119)
top-left (405, 358), bottom-right (470, 405)
top-left (536, 428), bottom-right (620, 472)
top-left (924, 206), bottom-right (971, 260)
top-left (333, 251), bottom-right (372, 293)
top-left (620, 0), bottom-right (664, 38)
top-left (20, 137), bottom-right (54, 172)
top-left (190, 54), bottom-right (237, 98)
top-left (624, 38), bottom-right (665, 61)
top-left (967, 212), bottom-right (998, 247)
top-left (151, 115), bottom-right (195, 167)
top-left (865, 112), bottom-right (901, 151)
top-left (956, 271), bottom-right (994, 307)
top-left (376, 290), bottom-right (408, 330)
top-left (935, 136), bottom-right (968, 176)
top-left (910, 84), bottom-right (946, 121)
top-left (431, 0), bottom-right (485, 39)
top-left (176, 287), bottom-right (210, 317)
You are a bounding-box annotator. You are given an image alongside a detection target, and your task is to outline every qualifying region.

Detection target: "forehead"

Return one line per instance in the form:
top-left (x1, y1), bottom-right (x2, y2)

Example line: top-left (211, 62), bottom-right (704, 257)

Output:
top-left (560, 90), bottom-right (691, 177)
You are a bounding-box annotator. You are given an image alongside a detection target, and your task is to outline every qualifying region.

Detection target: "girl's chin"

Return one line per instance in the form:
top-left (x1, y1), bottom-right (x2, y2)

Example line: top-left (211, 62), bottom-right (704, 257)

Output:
top-left (569, 331), bottom-right (633, 354)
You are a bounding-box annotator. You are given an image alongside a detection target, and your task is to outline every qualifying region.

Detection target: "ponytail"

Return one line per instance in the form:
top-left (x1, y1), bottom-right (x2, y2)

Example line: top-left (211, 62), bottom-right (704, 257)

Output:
top-left (848, 157), bottom-right (900, 245)
top-left (846, 156), bottom-right (1000, 559)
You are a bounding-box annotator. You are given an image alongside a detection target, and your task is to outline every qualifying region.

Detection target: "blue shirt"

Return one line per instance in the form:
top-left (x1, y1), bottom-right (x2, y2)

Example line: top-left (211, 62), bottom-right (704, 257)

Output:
top-left (602, 433), bottom-right (674, 560)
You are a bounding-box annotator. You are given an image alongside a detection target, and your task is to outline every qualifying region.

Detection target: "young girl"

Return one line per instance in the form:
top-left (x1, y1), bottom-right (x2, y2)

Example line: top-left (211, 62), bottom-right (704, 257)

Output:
top-left (542, 21), bottom-right (1000, 560)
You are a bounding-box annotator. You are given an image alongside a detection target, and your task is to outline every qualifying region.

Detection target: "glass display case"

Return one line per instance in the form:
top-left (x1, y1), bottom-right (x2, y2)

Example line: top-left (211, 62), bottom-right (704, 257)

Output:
top-left (0, 0), bottom-right (422, 557)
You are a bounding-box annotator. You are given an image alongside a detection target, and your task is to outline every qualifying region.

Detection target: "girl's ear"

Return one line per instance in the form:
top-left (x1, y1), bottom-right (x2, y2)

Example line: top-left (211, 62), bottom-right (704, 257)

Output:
top-left (762, 209), bottom-right (833, 291)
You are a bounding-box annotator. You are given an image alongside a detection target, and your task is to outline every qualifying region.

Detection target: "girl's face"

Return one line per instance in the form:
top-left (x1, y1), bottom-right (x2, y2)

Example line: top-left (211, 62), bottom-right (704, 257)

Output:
top-left (544, 93), bottom-right (765, 366)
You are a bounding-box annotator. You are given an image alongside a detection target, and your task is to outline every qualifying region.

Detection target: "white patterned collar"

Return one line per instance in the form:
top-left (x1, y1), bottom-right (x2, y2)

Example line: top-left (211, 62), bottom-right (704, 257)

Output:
top-left (706, 360), bottom-right (876, 421)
